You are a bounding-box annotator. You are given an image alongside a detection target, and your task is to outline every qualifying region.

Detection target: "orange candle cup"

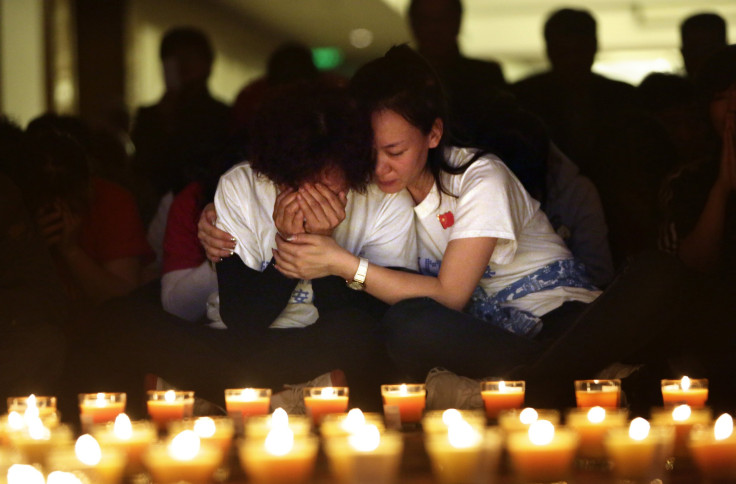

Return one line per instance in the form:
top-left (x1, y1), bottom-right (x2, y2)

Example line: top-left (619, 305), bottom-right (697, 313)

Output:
top-left (79, 393), bottom-right (126, 430)
top-left (565, 406), bottom-right (628, 461)
top-left (143, 430), bottom-right (223, 484)
top-left (168, 416), bottom-right (234, 459)
top-left (147, 390), bottom-right (194, 429)
top-left (324, 426), bottom-right (403, 484)
top-left (91, 414), bottom-right (156, 475)
top-left (46, 434), bottom-right (127, 484)
top-left (661, 376), bottom-right (708, 408)
top-left (225, 388), bottom-right (271, 420)
top-left (303, 386), bottom-right (349, 426)
top-left (7, 395), bottom-right (57, 418)
top-left (651, 404), bottom-right (711, 459)
top-left (574, 379), bottom-right (621, 408)
top-left (498, 407), bottom-right (560, 434)
top-left (425, 421), bottom-right (502, 484)
top-left (480, 380), bottom-right (525, 419)
top-left (239, 427), bottom-right (319, 484)
top-left (381, 384), bottom-right (426, 426)
top-left (422, 409), bottom-right (486, 435)
top-left (689, 413), bottom-right (736, 480)
top-left (7, 422), bottom-right (74, 467)
top-left (245, 409), bottom-right (312, 441)
top-left (320, 409), bottom-right (385, 439)
top-left (604, 417), bottom-right (675, 482)
top-left (506, 420), bottom-right (579, 483)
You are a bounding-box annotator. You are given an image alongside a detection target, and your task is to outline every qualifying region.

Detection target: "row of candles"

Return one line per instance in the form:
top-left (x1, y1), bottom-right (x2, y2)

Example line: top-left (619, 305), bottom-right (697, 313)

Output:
top-left (0, 375), bottom-right (726, 483)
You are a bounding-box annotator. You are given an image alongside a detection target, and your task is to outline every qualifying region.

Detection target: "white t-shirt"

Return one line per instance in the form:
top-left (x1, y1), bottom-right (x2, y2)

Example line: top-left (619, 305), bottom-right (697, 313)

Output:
top-left (414, 147), bottom-right (600, 317)
top-left (214, 162), bottom-right (418, 328)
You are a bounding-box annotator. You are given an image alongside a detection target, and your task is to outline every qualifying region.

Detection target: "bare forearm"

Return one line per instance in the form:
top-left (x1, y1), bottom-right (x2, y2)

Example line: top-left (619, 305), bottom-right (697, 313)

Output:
top-left (61, 247), bottom-right (139, 303)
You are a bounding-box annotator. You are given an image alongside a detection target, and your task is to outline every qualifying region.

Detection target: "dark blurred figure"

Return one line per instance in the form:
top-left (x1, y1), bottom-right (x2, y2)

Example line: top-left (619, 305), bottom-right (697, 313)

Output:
top-left (131, 26), bottom-right (230, 225)
top-left (408, 0), bottom-right (507, 144)
top-left (513, 8), bottom-right (637, 186)
top-left (22, 115), bottom-right (153, 325)
top-left (0, 119), bottom-right (67, 397)
top-left (680, 12), bottom-right (728, 81)
top-left (230, 42), bottom-right (326, 135)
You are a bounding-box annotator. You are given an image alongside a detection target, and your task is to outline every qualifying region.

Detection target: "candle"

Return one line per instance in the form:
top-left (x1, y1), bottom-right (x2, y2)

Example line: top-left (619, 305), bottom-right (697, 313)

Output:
top-left (6, 394), bottom-right (59, 428)
top-left (574, 379), bottom-right (621, 408)
top-left (480, 380), bottom-right (525, 419)
top-left (245, 408), bottom-right (311, 440)
top-left (324, 424), bottom-right (403, 484)
top-left (225, 388), bottom-right (271, 420)
top-left (422, 409), bottom-right (486, 435)
top-left (303, 386), bottom-right (349, 425)
top-left (498, 407), bottom-right (560, 433)
top-left (147, 390), bottom-right (194, 429)
top-left (565, 406), bottom-right (628, 461)
top-left (91, 414), bottom-right (156, 475)
top-left (506, 420), bottom-right (579, 483)
top-left (79, 392), bottom-right (126, 430)
top-left (143, 430), bottom-right (223, 484)
top-left (381, 384), bottom-right (426, 426)
top-left (651, 404), bottom-right (711, 459)
top-left (689, 413), bottom-right (736, 480)
top-left (321, 408), bottom-right (385, 439)
top-left (661, 376), bottom-right (708, 408)
top-left (46, 434), bottom-right (126, 484)
top-left (604, 417), bottom-right (675, 482)
top-left (425, 419), bottom-right (502, 484)
top-left (7, 464), bottom-right (46, 484)
top-left (169, 416), bottom-right (234, 458)
top-left (239, 426), bottom-right (319, 483)
top-left (6, 420), bottom-right (73, 466)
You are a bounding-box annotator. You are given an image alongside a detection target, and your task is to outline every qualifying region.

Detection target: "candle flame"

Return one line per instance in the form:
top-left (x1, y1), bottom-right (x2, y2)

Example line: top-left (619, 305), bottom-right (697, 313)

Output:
top-left (442, 408), bottom-right (463, 427)
top-left (75, 434), bottom-right (102, 466)
top-left (587, 406), bottom-right (606, 424)
top-left (7, 411), bottom-right (23, 430)
top-left (169, 430), bottom-right (201, 461)
top-left (113, 413), bottom-right (133, 439)
top-left (47, 471), bottom-right (85, 484)
top-left (7, 464), bottom-right (45, 484)
top-left (715, 413), bottom-right (734, 441)
top-left (349, 423), bottom-right (381, 452)
top-left (519, 407), bottom-right (539, 425)
top-left (271, 408), bottom-right (289, 428)
top-left (24, 395), bottom-right (39, 421)
top-left (321, 387), bottom-right (336, 398)
top-left (672, 404), bottom-right (691, 422)
top-left (448, 420), bottom-right (481, 449)
top-left (342, 408), bottom-right (366, 433)
top-left (242, 388), bottom-right (257, 400)
top-left (265, 426), bottom-right (294, 456)
top-left (399, 384), bottom-right (408, 396)
top-left (629, 417), bottom-right (650, 441)
top-left (96, 393), bottom-right (106, 404)
top-left (27, 419), bottom-right (50, 440)
top-left (680, 376), bottom-right (691, 391)
top-left (194, 417), bottom-right (217, 438)
top-left (499, 381), bottom-right (506, 392)
top-left (164, 390), bottom-right (177, 403)
top-left (528, 420), bottom-right (555, 446)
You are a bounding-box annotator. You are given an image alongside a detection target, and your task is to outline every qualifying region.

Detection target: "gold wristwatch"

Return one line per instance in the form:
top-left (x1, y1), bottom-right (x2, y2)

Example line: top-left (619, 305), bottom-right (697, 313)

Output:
top-left (346, 257), bottom-right (368, 291)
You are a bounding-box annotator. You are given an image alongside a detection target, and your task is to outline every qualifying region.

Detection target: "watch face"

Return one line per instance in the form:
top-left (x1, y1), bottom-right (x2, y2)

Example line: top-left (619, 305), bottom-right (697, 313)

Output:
top-left (347, 280), bottom-right (365, 291)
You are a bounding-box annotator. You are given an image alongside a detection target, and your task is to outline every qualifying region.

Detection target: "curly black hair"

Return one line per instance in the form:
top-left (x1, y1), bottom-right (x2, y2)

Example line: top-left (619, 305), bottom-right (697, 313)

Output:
top-left (247, 80), bottom-right (373, 192)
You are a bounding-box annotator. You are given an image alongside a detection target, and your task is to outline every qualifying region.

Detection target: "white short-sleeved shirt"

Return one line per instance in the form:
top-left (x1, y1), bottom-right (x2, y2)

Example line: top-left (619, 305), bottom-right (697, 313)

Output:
top-left (214, 162), bottom-right (418, 328)
top-left (414, 147), bottom-right (600, 317)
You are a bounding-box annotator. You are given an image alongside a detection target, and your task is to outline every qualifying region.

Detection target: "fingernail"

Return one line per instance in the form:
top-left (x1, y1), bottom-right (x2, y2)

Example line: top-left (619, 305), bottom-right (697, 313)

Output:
top-left (230, 237), bottom-right (236, 242)
top-left (229, 250), bottom-right (234, 256)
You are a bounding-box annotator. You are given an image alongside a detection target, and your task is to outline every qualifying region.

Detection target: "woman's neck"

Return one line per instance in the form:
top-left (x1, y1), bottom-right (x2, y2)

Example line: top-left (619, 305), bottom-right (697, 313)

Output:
top-left (407, 169), bottom-right (435, 205)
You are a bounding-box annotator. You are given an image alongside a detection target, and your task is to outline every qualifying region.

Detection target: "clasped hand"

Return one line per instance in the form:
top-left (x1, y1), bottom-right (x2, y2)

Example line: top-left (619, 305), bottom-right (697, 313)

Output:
top-left (36, 199), bottom-right (81, 254)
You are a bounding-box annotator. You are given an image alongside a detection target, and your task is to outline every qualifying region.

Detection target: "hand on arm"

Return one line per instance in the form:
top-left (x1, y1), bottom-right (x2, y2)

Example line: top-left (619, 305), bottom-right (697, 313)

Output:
top-left (197, 202), bottom-right (236, 262)
top-left (273, 188), bottom-right (305, 239)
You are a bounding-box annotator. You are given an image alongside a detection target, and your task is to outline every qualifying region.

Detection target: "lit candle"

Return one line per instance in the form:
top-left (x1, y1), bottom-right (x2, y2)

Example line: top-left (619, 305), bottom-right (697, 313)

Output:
top-left (422, 408), bottom-right (486, 436)
top-left (381, 384), bottom-right (426, 426)
top-left (46, 434), bottom-right (126, 484)
top-left (147, 390), bottom-right (194, 429)
top-left (604, 417), bottom-right (675, 482)
top-left (7, 394), bottom-right (57, 420)
top-left (574, 379), bottom-right (621, 408)
top-left (303, 386), bottom-right (349, 425)
top-left (480, 380), bottom-right (525, 419)
top-left (689, 413), bottom-right (736, 480)
top-left (245, 408), bottom-right (311, 440)
top-left (323, 423), bottom-right (403, 483)
top-left (651, 404), bottom-right (711, 459)
top-left (497, 407), bottom-right (560, 433)
top-left (239, 425), bottom-right (319, 483)
top-left (425, 418), bottom-right (502, 484)
top-left (7, 464), bottom-right (46, 484)
top-left (661, 376), bottom-right (708, 408)
top-left (6, 418), bottom-right (73, 467)
top-left (143, 429), bottom-right (223, 484)
top-left (506, 420), bottom-right (579, 483)
top-left (91, 414), bottom-right (156, 475)
top-left (169, 416), bottom-right (234, 458)
top-left (79, 392), bottom-right (126, 430)
top-left (225, 388), bottom-right (271, 420)
top-left (566, 406), bottom-right (628, 461)
top-left (321, 408), bottom-right (385, 439)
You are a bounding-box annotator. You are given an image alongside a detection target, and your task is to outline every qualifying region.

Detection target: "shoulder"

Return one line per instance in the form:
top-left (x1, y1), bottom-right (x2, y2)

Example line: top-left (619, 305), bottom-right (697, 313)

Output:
top-left (456, 56), bottom-right (505, 83)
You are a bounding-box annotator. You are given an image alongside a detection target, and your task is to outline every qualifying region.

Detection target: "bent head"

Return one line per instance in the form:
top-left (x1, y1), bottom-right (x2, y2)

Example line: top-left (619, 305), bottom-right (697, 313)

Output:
top-left (350, 45), bottom-right (447, 195)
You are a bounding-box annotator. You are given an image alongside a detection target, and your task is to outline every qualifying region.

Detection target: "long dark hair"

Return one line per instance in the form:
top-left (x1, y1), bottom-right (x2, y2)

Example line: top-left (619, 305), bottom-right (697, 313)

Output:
top-left (349, 44), bottom-right (483, 198)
